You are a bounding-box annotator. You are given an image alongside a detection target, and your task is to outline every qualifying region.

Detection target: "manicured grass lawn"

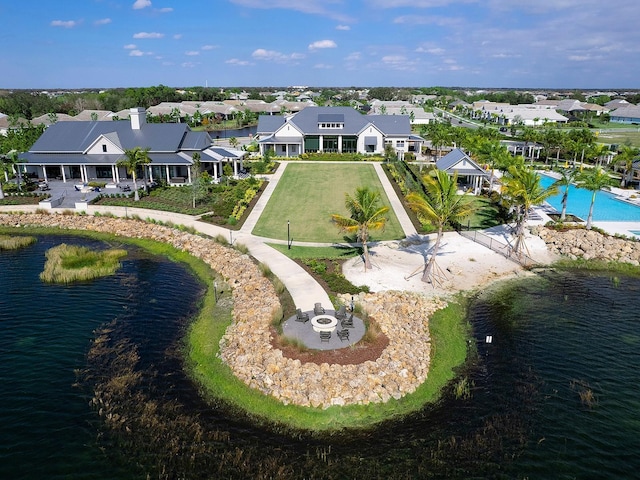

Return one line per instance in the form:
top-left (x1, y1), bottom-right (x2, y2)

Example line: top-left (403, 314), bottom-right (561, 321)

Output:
top-left (252, 163), bottom-right (405, 242)
top-left (466, 196), bottom-right (504, 229)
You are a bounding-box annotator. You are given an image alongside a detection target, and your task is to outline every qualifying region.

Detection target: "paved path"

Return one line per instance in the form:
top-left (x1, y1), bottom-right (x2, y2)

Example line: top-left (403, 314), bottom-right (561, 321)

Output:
top-left (1, 160), bottom-right (421, 312)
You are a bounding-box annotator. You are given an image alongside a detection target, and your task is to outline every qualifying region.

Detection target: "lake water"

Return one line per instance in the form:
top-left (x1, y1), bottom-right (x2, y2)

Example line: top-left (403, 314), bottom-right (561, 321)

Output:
top-left (2, 236), bottom-right (639, 478)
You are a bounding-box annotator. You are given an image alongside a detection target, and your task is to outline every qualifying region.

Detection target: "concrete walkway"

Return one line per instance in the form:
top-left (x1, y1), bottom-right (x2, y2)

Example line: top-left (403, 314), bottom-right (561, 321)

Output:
top-left (1, 160), bottom-right (421, 312)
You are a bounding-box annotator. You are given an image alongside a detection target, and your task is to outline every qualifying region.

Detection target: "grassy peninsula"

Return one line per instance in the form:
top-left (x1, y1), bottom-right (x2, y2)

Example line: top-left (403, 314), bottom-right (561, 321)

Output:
top-left (40, 243), bottom-right (128, 284)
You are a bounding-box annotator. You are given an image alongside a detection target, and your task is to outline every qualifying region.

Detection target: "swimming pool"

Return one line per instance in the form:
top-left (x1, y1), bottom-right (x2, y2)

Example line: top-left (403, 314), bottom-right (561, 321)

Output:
top-left (539, 174), bottom-right (640, 222)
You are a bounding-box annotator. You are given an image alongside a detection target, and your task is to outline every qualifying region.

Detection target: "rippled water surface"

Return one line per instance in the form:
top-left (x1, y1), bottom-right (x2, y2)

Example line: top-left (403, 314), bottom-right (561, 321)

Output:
top-left (2, 235), bottom-right (640, 479)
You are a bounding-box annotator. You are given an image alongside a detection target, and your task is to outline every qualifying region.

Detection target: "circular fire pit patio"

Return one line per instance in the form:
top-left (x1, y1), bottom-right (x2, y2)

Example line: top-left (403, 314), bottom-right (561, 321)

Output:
top-left (282, 309), bottom-right (366, 350)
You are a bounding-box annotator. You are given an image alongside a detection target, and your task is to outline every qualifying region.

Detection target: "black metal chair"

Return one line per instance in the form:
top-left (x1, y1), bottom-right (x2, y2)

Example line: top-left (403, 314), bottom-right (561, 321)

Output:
top-left (295, 308), bottom-right (309, 322)
top-left (320, 331), bottom-right (331, 342)
top-left (337, 329), bottom-right (349, 341)
top-left (335, 305), bottom-right (347, 320)
top-left (341, 313), bottom-right (354, 328)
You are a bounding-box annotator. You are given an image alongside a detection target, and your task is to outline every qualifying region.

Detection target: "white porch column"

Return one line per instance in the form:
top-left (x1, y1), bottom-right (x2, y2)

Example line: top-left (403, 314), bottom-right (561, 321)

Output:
top-left (61, 166), bottom-right (67, 182)
top-left (338, 135), bottom-right (343, 153)
top-left (319, 135), bottom-right (324, 152)
top-left (165, 165), bottom-right (170, 182)
top-left (187, 167), bottom-right (192, 184)
top-left (212, 162), bottom-right (218, 179)
top-left (81, 165), bottom-right (87, 183)
top-left (42, 166), bottom-right (48, 182)
top-left (233, 158), bottom-right (238, 176)
top-left (147, 165), bottom-right (153, 183)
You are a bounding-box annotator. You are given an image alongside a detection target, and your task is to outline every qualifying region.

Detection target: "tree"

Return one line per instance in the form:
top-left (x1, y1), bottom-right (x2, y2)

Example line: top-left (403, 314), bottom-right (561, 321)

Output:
top-left (576, 166), bottom-right (612, 230)
top-left (502, 166), bottom-right (558, 253)
top-left (331, 187), bottom-right (389, 271)
top-left (383, 143), bottom-right (397, 162)
top-left (229, 136), bottom-right (239, 149)
top-left (117, 147), bottom-right (151, 201)
top-left (553, 169), bottom-right (578, 221)
top-left (616, 144), bottom-right (639, 187)
top-left (190, 152), bottom-right (203, 209)
top-left (406, 170), bottom-right (473, 284)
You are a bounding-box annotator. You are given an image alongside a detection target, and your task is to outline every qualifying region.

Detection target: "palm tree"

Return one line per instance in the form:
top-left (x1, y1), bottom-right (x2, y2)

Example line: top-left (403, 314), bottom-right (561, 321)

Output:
top-left (576, 166), bottom-right (612, 230)
top-left (331, 187), bottom-right (389, 271)
top-left (406, 170), bottom-right (473, 284)
top-left (616, 145), bottom-right (639, 187)
top-left (117, 147), bottom-right (151, 201)
top-left (229, 137), bottom-right (239, 149)
top-left (0, 151), bottom-right (22, 199)
top-left (553, 169), bottom-right (577, 221)
top-left (502, 166), bottom-right (558, 254)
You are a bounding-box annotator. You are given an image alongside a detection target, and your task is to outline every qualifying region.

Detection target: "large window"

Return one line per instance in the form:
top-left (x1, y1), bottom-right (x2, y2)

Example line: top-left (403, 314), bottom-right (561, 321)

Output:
top-left (342, 136), bottom-right (357, 153)
top-left (323, 136), bottom-right (338, 152)
top-left (304, 136), bottom-right (320, 152)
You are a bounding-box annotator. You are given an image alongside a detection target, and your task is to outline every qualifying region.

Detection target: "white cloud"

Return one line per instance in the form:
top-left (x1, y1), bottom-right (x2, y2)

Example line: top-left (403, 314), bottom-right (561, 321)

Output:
top-left (173, 34), bottom-right (182, 39)
top-left (133, 32), bottom-right (164, 39)
top-left (156, 7), bottom-right (173, 13)
top-left (568, 55), bottom-right (591, 61)
top-left (229, 0), bottom-right (353, 22)
top-left (251, 48), bottom-right (304, 63)
top-left (314, 63), bottom-right (333, 69)
top-left (94, 18), bottom-right (112, 26)
top-left (201, 45), bottom-right (218, 50)
top-left (50, 20), bottom-right (78, 28)
top-left (416, 45), bottom-right (445, 55)
top-left (185, 51), bottom-right (200, 56)
top-left (133, 0), bottom-right (152, 9)
top-left (226, 58), bottom-right (251, 66)
top-left (309, 39), bottom-right (337, 51)
top-left (124, 44), bottom-right (137, 49)
top-left (336, 25), bottom-right (350, 30)
top-left (344, 52), bottom-right (361, 61)
top-left (129, 50), bottom-right (145, 56)
top-left (181, 61), bottom-right (199, 68)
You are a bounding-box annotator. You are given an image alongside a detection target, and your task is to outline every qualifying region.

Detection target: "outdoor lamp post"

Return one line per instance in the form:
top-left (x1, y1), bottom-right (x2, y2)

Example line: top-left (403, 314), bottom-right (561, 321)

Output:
top-left (214, 281), bottom-right (218, 304)
top-left (287, 220), bottom-right (291, 250)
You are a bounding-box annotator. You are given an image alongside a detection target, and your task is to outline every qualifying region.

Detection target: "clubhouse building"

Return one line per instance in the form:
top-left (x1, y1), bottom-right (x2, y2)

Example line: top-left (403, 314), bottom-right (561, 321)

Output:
top-left (19, 108), bottom-right (246, 185)
top-left (256, 106), bottom-right (423, 157)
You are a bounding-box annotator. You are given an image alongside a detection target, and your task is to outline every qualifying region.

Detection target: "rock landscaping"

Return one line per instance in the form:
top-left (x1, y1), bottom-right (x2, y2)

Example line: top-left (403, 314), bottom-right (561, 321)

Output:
top-left (0, 212), bottom-right (445, 409)
top-left (536, 227), bottom-right (640, 266)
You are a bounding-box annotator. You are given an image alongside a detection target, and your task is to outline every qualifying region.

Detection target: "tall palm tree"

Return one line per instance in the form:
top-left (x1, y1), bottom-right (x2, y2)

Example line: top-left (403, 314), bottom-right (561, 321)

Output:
top-left (406, 170), bottom-right (473, 284)
top-left (502, 166), bottom-right (558, 253)
top-left (331, 187), bottom-right (389, 271)
top-left (616, 144), bottom-right (639, 187)
top-left (117, 147), bottom-right (151, 201)
top-left (577, 166), bottom-right (612, 230)
top-left (553, 169), bottom-right (577, 221)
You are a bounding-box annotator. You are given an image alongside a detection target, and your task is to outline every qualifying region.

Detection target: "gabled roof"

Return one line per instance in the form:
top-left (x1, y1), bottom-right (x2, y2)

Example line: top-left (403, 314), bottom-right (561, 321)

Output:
top-left (436, 148), bottom-right (488, 177)
top-left (29, 120), bottom-right (195, 154)
top-left (257, 106), bottom-right (411, 136)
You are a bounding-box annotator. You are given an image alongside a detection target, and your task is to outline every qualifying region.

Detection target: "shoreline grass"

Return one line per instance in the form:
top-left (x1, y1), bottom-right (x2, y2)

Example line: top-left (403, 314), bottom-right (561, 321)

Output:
top-left (1, 223), bottom-right (469, 432)
top-left (0, 234), bottom-right (36, 250)
top-left (40, 243), bottom-right (128, 284)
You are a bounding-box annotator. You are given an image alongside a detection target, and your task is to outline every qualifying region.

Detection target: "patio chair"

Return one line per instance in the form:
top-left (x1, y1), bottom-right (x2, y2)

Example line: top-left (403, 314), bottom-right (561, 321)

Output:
top-left (337, 329), bottom-right (350, 341)
top-left (295, 308), bottom-right (309, 322)
top-left (320, 331), bottom-right (331, 343)
top-left (314, 303), bottom-right (325, 315)
top-left (341, 313), bottom-right (354, 329)
top-left (335, 305), bottom-right (347, 320)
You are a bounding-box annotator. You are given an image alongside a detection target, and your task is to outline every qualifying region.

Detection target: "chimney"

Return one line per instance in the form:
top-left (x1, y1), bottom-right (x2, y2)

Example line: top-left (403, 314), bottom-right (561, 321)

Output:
top-left (129, 107), bottom-right (146, 130)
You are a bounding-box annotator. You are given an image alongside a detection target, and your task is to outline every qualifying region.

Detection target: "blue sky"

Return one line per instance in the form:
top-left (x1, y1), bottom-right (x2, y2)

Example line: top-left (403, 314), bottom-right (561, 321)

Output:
top-left (1, 0), bottom-right (638, 89)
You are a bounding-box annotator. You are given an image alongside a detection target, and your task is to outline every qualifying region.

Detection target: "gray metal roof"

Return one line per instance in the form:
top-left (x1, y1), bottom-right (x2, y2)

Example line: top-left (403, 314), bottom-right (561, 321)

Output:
top-left (29, 120), bottom-right (194, 153)
top-left (436, 148), bottom-right (488, 177)
top-left (20, 152), bottom-right (192, 166)
top-left (257, 106), bottom-right (411, 137)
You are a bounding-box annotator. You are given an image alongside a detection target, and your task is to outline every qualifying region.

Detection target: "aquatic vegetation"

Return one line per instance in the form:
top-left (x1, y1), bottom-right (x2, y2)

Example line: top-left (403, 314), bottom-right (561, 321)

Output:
top-left (40, 243), bottom-right (127, 283)
top-left (453, 377), bottom-right (473, 400)
top-left (0, 235), bottom-right (36, 250)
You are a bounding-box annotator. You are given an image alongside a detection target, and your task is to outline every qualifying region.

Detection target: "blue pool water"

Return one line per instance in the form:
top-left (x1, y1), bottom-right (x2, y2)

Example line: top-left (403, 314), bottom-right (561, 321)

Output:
top-left (539, 174), bottom-right (640, 222)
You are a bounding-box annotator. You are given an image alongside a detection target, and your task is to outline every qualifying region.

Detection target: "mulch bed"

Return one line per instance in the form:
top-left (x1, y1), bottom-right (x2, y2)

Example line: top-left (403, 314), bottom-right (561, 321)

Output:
top-left (270, 325), bottom-right (390, 366)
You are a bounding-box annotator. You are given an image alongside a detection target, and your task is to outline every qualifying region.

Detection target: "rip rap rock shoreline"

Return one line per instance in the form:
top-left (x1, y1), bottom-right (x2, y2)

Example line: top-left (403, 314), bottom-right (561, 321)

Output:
top-left (0, 213), bottom-right (446, 409)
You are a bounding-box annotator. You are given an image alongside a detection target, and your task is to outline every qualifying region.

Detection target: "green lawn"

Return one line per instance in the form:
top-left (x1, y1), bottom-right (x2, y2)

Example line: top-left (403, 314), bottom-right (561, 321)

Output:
top-left (252, 163), bottom-right (405, 242)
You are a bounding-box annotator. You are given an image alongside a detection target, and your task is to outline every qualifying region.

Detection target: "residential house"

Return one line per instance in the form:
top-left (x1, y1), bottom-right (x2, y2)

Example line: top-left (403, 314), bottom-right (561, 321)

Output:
top-left (610, 105), bottom-right (640, 124)
top-left (256, 106), bottom-right (422, 157)
top-left (19, 108), bottom-right (245, 185)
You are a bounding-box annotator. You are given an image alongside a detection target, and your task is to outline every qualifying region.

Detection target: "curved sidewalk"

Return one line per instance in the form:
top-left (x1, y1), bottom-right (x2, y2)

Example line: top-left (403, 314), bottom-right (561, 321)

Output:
top-left (0, 160), bottom-right (416, 312)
